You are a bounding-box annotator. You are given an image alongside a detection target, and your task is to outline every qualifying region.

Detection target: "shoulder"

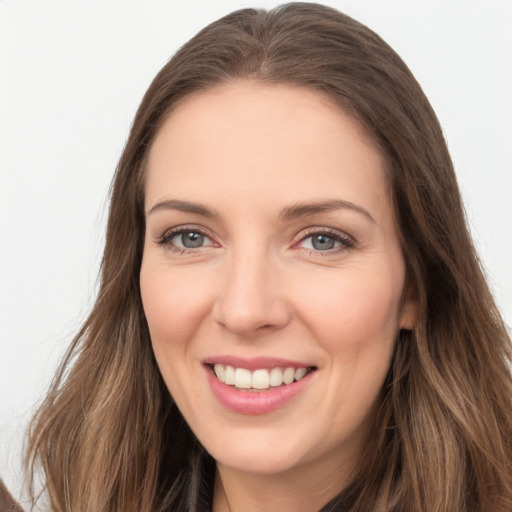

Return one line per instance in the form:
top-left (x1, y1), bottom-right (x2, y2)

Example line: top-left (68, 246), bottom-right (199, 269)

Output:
top-left (0, 480), bottom-right (23, 512)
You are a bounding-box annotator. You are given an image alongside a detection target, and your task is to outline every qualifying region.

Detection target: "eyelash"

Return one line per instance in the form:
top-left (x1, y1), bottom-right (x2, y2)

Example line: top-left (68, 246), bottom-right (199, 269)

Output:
top-left (156, 225), bottom-right (215, 254)
top-left (155, 226), bottom-right (355, 255)
top-left (294, 227), bottom-right (355, 255)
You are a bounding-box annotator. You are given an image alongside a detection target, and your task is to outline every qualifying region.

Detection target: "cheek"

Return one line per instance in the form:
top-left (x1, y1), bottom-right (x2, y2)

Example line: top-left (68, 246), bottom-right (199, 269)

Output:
top-left (301, 269), bottom-right (403, 347)
top-left (140, 263), bottom-right (214, 355)
top-left (140, 263), bottom-right (217, 411)
top-left (294, 261), bottom-right (404, 412)
top-left (300, 268), bottom-right (403, 430)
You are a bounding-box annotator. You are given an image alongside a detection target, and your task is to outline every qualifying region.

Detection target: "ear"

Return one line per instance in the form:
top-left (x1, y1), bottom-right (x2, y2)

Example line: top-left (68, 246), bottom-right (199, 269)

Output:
top-left (399, 284), bottom-right (419, 330)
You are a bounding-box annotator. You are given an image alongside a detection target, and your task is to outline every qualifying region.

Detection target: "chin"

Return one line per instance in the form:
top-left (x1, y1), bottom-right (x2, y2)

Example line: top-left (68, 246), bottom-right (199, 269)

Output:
top-left (210, 442), bottom-right (308, 475)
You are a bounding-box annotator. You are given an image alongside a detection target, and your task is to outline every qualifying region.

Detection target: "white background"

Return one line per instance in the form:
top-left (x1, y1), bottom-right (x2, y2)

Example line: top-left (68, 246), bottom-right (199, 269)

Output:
top-left (1, 0), bottom-right (511, 504)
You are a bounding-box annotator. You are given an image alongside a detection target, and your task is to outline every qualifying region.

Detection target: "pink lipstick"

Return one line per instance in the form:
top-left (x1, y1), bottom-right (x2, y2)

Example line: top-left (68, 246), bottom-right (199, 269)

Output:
top-left (204, 357), bottom-right (316, 415)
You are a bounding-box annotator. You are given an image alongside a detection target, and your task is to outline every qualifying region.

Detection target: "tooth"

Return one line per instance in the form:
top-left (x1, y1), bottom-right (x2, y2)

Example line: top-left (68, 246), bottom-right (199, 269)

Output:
top-left (214, 364), bottom-right (225, 382)
top-left (234, 368), bottom-right (252, 389)
top-left (282, 367), bottom-right (295, 385)
top-left (251, 369), bottom-right (270, 389)
top-left (269, 367), bottom-right (283, 387)
top-left (215, 364), bottom-right (309, 388)
top-left (224, 365), bottom-right (235, 385)
top-left (295, 367), bottom-right (307, 381)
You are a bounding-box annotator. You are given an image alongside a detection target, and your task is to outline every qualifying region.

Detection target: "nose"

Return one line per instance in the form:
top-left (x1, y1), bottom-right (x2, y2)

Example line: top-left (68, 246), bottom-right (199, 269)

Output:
top-left (212, 249), bottom-right (291, 338)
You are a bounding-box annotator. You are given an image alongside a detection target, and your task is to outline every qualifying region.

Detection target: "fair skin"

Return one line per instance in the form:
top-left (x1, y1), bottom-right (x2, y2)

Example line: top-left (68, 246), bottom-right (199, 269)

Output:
top-left (140, 81), bottom-right (416, 511)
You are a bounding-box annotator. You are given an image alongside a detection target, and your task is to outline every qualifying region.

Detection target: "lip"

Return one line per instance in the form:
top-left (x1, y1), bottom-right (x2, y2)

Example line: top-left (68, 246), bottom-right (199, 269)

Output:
top-left (204, 363), bottom-right (315, 415)
top-left (204, 355), bottom-right (313, 371)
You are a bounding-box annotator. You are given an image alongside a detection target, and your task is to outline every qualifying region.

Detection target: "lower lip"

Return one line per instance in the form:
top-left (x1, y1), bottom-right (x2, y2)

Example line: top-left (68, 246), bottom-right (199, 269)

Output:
top-left (206, 367), bottom-right (314, 415)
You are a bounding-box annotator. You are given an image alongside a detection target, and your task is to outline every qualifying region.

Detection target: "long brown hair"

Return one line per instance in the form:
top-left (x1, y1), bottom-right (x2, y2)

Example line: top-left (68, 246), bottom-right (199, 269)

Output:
top-left (26, 3), bottom-right (512, 511)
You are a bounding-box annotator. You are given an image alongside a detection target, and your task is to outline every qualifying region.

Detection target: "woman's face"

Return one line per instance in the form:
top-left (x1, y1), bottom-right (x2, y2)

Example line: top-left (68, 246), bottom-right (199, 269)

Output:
top-left (140, 81), bottom-right (416, 481)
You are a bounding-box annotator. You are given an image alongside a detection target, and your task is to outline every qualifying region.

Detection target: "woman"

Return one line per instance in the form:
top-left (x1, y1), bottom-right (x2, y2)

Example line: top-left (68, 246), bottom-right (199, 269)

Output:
top-left (25, 3), bottom-right (512, 511)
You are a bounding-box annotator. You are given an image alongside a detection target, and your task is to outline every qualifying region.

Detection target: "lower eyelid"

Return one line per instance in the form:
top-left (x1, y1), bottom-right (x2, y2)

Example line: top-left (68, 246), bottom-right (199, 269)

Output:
top-left (156, 226), bottom-right (219, 252)
top-left (154, 226), bottom-right (353, 253)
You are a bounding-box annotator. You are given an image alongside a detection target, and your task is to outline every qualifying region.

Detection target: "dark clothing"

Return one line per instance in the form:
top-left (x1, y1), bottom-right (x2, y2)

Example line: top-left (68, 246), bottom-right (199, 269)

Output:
top-left (0, 480), bottom-right (22, 512)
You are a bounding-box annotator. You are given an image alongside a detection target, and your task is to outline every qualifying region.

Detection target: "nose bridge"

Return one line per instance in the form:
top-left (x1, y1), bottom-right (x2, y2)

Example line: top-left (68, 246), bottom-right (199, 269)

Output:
top-left (214, 242), bottom-right (289, 336)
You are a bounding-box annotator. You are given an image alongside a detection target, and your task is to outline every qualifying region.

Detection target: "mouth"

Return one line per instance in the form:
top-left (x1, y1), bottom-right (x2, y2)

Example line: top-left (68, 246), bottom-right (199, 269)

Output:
top-left (203, 356), bottom-right (318, 414)
top-left (209, 363), bottom-right (315, 391)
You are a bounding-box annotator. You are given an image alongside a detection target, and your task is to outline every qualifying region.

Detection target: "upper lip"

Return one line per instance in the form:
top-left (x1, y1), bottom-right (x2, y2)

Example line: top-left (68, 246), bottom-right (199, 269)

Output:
top-left (203, 355), bottom-right (316, 370)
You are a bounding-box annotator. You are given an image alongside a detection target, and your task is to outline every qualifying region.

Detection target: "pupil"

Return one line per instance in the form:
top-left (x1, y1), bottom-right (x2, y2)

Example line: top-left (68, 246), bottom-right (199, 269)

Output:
top-left (312, 234), bottom-right (334, 250)
top-left (182, 232), bottom-right (204, 248)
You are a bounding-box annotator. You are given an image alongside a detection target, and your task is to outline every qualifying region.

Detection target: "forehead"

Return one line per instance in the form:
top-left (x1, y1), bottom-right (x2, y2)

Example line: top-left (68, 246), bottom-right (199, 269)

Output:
top-left (145, 81), bottom-right (390, 220)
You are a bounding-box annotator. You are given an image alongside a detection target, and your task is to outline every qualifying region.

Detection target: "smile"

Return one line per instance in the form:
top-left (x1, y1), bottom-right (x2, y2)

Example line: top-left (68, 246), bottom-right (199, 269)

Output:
top-left (204, 359), bottom-right (317, 415)
top-left (213, 364), bottom-right (311, 391)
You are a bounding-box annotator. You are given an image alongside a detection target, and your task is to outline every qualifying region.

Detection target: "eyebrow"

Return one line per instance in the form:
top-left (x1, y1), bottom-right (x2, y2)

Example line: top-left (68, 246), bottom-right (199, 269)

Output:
top-left (146, 198), bottom-right (375, 223)
top-left (147, 199), bottom-right (217, 218)
top-left (280, 199), bottom-right (375, 223)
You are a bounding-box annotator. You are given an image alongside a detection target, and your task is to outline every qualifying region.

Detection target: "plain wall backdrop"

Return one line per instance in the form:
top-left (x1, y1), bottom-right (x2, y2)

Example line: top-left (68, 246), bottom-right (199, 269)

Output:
top-left (1, 0), bottom-right (511, 503)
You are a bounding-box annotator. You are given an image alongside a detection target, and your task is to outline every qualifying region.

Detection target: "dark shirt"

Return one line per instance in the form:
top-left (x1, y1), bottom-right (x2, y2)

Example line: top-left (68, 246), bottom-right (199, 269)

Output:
top-left (0, 480), bottom-right (22, 512)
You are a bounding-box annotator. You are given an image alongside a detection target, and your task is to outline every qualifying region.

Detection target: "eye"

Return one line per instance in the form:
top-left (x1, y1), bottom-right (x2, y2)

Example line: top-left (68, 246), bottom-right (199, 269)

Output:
top-left (304, 234), bottom-right (339, 251)
top-left (174, 231), bottom-right (209, 249)
top-left (156, 227), bottom-right (215, 252)
top-left (296, 229), bottom-right (354, 253)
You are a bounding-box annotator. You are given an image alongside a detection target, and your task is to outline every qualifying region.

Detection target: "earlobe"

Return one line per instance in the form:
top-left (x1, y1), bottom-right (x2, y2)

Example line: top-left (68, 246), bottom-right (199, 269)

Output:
top-left (399, 299), bottom-right (419, 330)
top-left (399, 285), bottom-right (419, 330)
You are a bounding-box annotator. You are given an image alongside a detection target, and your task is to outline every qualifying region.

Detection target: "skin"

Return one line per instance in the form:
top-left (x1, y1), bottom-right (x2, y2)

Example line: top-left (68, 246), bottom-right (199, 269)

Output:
top-left (140, 81), bottom-right (417, 511)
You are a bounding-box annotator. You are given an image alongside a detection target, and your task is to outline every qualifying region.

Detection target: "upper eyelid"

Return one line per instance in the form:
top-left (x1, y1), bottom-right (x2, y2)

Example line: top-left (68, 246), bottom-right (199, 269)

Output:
top-left (294, 226), bottom-right (354, 242)
top-left (153, 224), bottom-right (354, 248)
top-left (292, 228), bottom-right (356, 255)
top-left (159, 224), bottom-right (213, 238)
top-left (154, 225), bottom-right (217, 248)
